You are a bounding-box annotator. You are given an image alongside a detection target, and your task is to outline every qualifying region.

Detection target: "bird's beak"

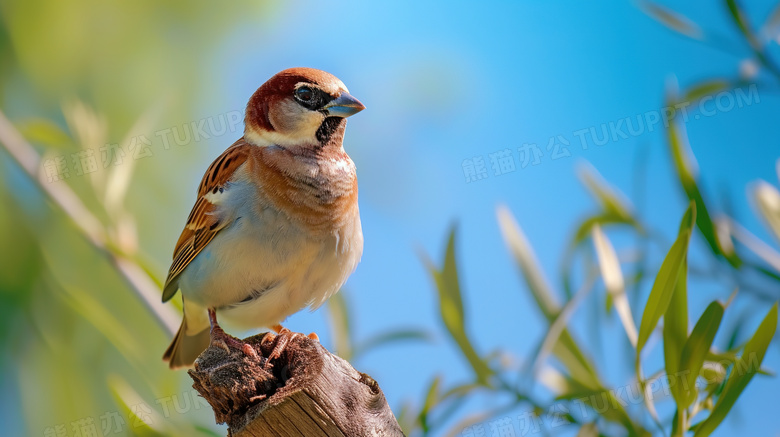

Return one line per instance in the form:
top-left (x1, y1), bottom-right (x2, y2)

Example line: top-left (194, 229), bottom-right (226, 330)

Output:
top-left (323, 91), bottom-right (365, 118)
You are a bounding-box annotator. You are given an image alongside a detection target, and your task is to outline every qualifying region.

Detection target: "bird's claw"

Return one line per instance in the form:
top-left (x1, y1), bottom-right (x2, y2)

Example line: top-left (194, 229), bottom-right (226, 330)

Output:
top-left (208, 308), bottom-right (261, 361)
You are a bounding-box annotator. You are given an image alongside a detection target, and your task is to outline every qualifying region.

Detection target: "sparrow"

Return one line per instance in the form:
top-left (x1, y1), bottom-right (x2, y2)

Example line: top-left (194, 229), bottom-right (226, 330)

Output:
top-left (162, 68), bottom-right (365, 369)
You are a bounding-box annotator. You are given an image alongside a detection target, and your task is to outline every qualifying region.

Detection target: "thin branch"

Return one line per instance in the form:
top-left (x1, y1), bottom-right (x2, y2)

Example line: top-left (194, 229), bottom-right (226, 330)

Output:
top-left (0, 109), bottom-right (178, 336)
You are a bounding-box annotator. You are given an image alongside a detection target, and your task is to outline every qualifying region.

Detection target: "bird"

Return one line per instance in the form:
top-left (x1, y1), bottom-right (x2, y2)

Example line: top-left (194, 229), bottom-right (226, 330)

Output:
top-left (161, 67), bottom-right (365, 369)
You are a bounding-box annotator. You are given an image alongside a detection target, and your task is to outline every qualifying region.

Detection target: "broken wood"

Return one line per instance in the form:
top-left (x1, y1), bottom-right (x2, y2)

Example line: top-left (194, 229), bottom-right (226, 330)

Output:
top-left (189, 330), bottom-right (405, 436)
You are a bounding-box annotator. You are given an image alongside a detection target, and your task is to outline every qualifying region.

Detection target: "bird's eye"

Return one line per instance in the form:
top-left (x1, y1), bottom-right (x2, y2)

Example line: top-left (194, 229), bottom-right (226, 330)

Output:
top-left (295, 87), bottom-right (314, 102)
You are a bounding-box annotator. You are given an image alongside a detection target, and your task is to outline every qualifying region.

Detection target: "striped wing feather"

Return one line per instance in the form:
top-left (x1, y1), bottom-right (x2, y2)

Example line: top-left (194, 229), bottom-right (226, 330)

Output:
top-left (162, 140), bottom-right (251, 302)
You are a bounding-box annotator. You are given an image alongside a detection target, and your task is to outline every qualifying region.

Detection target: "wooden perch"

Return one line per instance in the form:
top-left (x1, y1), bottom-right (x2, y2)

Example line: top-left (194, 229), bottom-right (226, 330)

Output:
top-left (189, 330), bottom-right (405, 436)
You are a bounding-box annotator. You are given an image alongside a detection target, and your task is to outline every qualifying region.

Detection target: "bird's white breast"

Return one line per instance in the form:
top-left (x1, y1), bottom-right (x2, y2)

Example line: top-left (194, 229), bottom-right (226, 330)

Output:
top-left (177, 166), bottom-right (363, 331)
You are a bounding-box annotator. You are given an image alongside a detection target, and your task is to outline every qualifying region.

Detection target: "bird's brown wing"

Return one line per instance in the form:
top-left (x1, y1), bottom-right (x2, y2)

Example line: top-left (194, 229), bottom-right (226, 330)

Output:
top-left (162, 139), bottom-right (252, 302)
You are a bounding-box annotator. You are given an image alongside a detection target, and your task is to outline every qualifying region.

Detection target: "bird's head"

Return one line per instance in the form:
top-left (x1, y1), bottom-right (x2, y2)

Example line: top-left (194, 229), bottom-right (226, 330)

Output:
top-left (244, 67), bottom-right (365, 151)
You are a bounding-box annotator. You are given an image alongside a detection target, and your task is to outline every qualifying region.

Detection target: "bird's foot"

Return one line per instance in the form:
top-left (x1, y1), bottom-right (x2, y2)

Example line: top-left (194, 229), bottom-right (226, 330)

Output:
top-left (271, 324), bottom-right (318, 341)
top-left (270, 324), bottom-right (288, 334)
top-left (261, 325), bottom-right (315, 371)
top-left (207, 308), bottom-right (261, 362)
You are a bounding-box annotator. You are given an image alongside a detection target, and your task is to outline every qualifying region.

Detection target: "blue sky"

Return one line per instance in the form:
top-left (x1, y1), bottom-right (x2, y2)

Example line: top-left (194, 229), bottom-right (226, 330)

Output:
top-left (171, 1), bottom-right (780, 434)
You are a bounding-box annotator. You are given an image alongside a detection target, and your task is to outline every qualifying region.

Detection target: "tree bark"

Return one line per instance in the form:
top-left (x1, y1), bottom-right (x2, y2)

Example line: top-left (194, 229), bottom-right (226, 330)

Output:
top-left (189, 330), bottom-right (405, 437)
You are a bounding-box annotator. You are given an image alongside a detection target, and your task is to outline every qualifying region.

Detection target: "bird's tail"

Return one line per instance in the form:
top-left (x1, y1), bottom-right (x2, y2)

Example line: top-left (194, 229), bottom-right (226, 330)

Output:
top-left (163, 303), bottom-right (210, 369)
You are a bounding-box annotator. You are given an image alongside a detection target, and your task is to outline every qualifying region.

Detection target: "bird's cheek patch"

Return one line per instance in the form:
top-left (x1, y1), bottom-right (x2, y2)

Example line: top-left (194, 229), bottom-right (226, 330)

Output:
top-left (270, 99), bottom-right (323, 136)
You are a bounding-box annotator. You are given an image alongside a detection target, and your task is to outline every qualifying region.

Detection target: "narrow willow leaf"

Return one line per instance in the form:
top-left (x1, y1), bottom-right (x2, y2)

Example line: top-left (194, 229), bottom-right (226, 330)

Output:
top-left (776, 158), bottom-right (779, 183)
top-left (107, 375), bottom-right (168, 434)
top-left (678, 201), bottom-right (697, 234)
top-left (592, 225), bottom-right (637, 346)
top-left (498, 205), bottom-right (602, 389)
top-left (678, 301), bottom-right (724, 408)
top-left (419, 376), bottom-right (442, 431)
top-left (497, 205), bottom-right (559, 319)
top-left (18, 118), bottom-right (74, 149)
top-left (762, 2), bottom-right (780, 39)
top-left (725, 0), bottom-right (759, 48)
top-left (577, 163), bottom-right (634, 222)
top-left (576, 422), bottom-right (598, 437)
top-left (556, 384), bottom-right (642, 433)
top-left (103, 102), bottom-right (163, 214)
top-left (753, 180), bottom-right (780, 243)
top-left (537, 366), bottom-right (576, 395)
top-left (729, 217), bottom-right (780, 272)
top-left (682, 80), bottom-right (730, 103)
top-left (664, 203), bottom-right (694, 405)
top-left (193, 426), bottom-right (225, 437)
top-left (440, 382), bottom-right (481, 402)
top-left (396, 401), bottom-right (414, 436)
top-left (671, 409), bottom-right (682, 437)
top-left (694, 303), bottom-right (778, 437)
top-left (530, 273), bottom-right (597, 379)
top-left (326, 290), bottom-right (353, 360)
top-left (571, 214), bottom-right (638, 249)
top-left (714, 217), bottom-right (736, 259)
top-left (706, 350), bottom-right (774, 376)
top-left (429, 228), bottom-right (492, 383)
top-left (639, 1), bottom-right (703, 39)
top-left (667, 117), bottom-right (739, 266)
top-left (636, 213), bottom-right (692, 358)
top-left (663, 257), bottom-right (689, 406)
top-left (353, 329), bottom-right (433, 360)
top-left (563, 212), bottom-right (639, 300)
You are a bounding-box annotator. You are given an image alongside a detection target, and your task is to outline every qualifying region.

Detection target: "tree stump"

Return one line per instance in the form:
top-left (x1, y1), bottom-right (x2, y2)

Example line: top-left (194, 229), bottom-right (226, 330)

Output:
top-left (189, 330), bottom-right (405, 436)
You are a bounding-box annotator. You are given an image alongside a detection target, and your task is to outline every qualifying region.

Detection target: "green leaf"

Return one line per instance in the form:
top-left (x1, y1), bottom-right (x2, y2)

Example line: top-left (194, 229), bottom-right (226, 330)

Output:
top-left (352, 328), bottom-right (433, 360)
top-left (395, 400), bottom-right (415, 436)
top-left (193, 426), bottom-right (225, 437)
top-left (497, 207), bottom-right (640, 434)
top-left (725, 0), bottom-right (758, 48)
top-left (678, 301), bottom-right (724, 408)
top-left (562, 212), bottom-right (637, 300)
top-left (571, 214), bottom-right (637, 249)
top-left (555, 385), bottom-right (641, 433)
top-left (17, 118), bottom-right (74, 149)
top-left (496, 206), bottom-right (559, 320)
top-left (681, 80), bottom-right (730, 104)
top-left (666, 115), bottom-right (740, 267)
top-left (427, 227), bottom-right (493, 384)
top-left (706, 349), bottom-right (774, 377)
top-left (440, 382), bottom-right (482, 402)
top-left (576, 422), bottom-right (598, 437)
top-left (563, 165), bottom-right (643, 300)
top-left (663, 257), bottom-right (689, 406)
top-left (326, 290), bottom-right (353, 360)
top-left (671, 409), bottom-right (683, 437)
top-left (418, 376), bottom-right (441, 432)
top-left (592, 225), bottom-right (637, 346)
top-left (693, 303), bottom-right (778, 437)
top-left (578, 164), bottom-right (635, 222)
top-left (636, 203), bottom-right (695, 360)
top-left (497, 206), bottom-right (601, 389)
top-left (763, 3), bottom-right (780, 40)
top-left (664, 204), bottom-right (695, 407)
top-left (724, 0), bottom-right (780, 79)
top-left (639, 1), bottom-right (703, 39)
top-left (753, 180), bottom-right (780, 244)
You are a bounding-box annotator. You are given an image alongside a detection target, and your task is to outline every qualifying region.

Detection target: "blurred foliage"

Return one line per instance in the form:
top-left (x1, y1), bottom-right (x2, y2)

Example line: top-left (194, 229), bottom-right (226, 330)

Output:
top-left (0, 1), bottom-right (281, 436)
top-left (397, 2), bottom-right (780, 436)
top-left (405, 150), bottom-right (779, 436)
